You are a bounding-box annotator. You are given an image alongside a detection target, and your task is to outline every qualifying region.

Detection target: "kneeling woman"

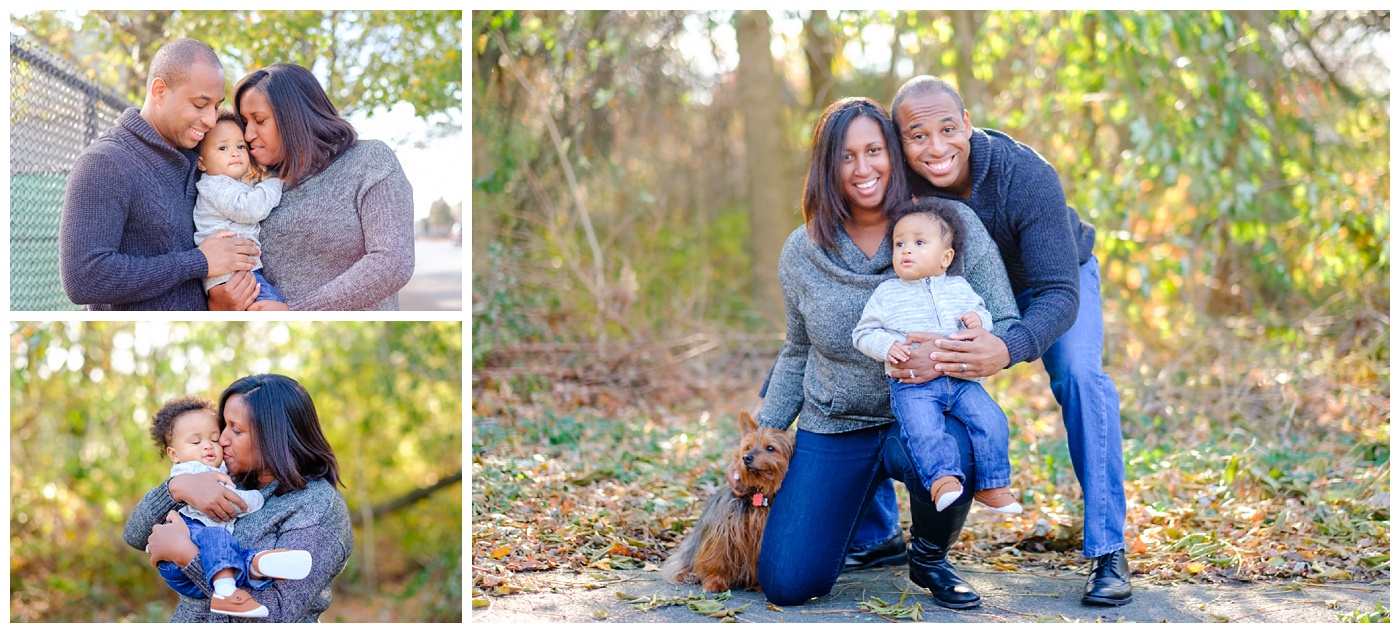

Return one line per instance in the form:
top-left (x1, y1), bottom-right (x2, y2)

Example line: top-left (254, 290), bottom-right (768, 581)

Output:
top-left (127, 374), bottom-right (352, 622)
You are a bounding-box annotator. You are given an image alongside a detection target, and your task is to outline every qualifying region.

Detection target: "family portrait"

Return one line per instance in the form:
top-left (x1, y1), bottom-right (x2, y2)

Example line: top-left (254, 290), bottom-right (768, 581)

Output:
top-left (10, 321), bottom-right (464, 622)
top-left (472, 10), bottom-right (1389, 623)
top-left (10, 10), bottom-right (464, 311)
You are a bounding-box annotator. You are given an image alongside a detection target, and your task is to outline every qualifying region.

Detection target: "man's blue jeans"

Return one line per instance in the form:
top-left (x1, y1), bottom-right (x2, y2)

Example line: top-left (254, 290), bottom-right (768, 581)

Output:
top-left (889, 376), bottom-right (1011, 493)
top-left (1018, 255), bottom-right (1126, 558)
top-left (757, 419), bottom-right (976, 606)
top-left (853, 255), bottom-right (1126, 558)
top-left (156, 514), bottom-right (274, 598)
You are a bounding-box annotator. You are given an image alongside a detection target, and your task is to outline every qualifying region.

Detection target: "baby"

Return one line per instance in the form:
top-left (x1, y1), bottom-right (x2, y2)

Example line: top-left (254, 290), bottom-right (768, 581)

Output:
top-left (147, 396), bottom-right (312, 618)
top-left (192, 111), bottom-right (284, 304)
top-left (853, 197), bottom-right (1022, 514)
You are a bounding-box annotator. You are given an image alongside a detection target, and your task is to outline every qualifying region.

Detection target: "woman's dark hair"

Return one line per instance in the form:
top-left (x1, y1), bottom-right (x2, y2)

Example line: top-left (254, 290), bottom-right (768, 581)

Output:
top-left (151, 396), bottom-right (217, 458)
top-left (886, 197), bottom-right (969, 276)
top-left (233, 63), bottom-right (357, 189)
top-left (802, 97), bottom-right (910, 250)
top-left (218, 374), bottom-right (343, 494)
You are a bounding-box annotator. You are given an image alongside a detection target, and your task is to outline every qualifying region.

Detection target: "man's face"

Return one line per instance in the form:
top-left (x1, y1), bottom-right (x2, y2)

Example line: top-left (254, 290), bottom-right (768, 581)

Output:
top-left (150, 61), bottom-right (225, 149)
top-left (896, 91), bottom-right (973, 198)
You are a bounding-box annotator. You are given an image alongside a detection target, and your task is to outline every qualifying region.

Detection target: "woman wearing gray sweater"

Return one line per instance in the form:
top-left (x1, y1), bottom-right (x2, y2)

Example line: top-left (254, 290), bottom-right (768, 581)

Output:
top-left (209, 63), bottom-right (414, 311)
top-left (128, 375), bottom-right (353, 622)
top-left (754, 98), bottom-right (1019, 610)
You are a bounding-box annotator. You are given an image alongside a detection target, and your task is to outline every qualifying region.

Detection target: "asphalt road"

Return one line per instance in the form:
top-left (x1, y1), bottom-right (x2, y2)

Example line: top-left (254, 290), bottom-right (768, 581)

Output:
top-left (471, 563), bottom-right (1389, 624)
top-left (399, 237), bottom-right (463, 311)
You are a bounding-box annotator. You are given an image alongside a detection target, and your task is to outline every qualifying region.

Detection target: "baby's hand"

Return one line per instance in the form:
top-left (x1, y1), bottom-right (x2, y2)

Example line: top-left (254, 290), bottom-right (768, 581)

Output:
top-left (959, 312), bottom-right (983, 330)
top-left (886, 341), bottom-right (911, 363)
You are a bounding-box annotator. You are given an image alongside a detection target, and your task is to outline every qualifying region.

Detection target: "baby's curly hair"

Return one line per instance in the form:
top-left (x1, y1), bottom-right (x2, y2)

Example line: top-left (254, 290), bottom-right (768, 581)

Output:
top-left (150, 396), bottom-right (217, 457)
top-left (886, 196), bottom-right (969, 275)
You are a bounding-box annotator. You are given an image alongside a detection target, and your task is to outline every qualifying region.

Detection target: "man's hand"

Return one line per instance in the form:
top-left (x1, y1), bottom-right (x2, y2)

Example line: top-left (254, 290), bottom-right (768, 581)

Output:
top-left (198, 230), bottom-right (261, 278)
top-left (928, 327), bottom-right (1011, 378)
top-left (888, 332), bottom-right (945, 383)
top-left (248, 300), bottom-right (290, 311)
top-left (207, 271), bottom-right (258, 311)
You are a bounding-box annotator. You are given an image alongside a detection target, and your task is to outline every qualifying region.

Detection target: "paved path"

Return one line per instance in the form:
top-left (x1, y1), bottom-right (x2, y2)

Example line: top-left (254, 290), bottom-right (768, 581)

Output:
top-left (400, 237), bottom-right (463, 311)
top-left (472, 564), bottom-right (1388, 624)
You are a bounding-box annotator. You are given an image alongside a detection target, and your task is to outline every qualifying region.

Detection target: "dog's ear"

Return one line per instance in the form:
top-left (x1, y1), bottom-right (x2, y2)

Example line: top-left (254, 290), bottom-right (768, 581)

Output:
top-left (739, 410), bottom-right (757, 435)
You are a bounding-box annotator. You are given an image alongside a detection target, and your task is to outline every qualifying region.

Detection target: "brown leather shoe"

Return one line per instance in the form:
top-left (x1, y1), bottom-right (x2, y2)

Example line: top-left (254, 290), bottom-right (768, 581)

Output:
top-left (211, 589), bottom-right (269, 618)
top-left (973, 487), bottom-right (1023, 514)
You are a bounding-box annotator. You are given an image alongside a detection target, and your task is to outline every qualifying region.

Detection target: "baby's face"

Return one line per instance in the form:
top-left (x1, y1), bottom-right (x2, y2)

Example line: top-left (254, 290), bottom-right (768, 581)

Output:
top-left (167, 409), bottom-right (223, 468)
top-left (196, 120), bottom-right (250, 180)
top-left (892, 213), bottom-right (955, 281)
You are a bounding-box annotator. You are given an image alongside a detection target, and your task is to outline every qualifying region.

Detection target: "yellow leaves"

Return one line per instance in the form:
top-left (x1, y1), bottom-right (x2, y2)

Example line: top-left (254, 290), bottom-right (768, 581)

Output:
top-left (491, 545), bottom-right (512, 559)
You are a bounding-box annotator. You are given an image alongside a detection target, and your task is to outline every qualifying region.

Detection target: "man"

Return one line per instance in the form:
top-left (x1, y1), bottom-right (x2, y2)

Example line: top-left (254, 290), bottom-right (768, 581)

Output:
top-left (888, 75), bottom-right (1131, 606)
top-left (60, 38), bottom-right (259, 310)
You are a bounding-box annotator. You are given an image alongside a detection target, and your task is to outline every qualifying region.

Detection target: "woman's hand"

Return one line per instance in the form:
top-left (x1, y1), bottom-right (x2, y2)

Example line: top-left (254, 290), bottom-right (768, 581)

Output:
top-left (169, 471), bottom-right (248, 523)
top-left (199, 230), bottom-right (261, 278)
top-left (208, 271), bottom-right (259, 311)
top-left (147, 510), bottom-right (198, 568)
top-left (889, 332), bottom-right (945, 384)
top-left (928, 327), bottom-right (1011, 378)
top-left (248, 300), bottom-right (290, 310)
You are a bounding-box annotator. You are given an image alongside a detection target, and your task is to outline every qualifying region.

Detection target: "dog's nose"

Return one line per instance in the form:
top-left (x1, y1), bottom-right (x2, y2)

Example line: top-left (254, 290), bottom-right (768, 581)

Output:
top-left (743, 454), bottom-right (753, 464)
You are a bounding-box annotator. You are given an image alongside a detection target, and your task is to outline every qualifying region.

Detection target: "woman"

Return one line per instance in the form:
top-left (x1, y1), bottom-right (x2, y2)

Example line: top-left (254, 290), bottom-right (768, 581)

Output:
top-left (753, 97), bottom-right (1020, 608)
top-left (209, 63), bottom-right (415, 311)
top-left (125, 374), bottom-right (352, 622)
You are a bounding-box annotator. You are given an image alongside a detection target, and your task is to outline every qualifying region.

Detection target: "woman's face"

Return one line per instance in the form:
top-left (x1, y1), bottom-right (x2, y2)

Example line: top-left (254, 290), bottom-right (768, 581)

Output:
top-left (240, 87), bottom-right (284, 167)
top-left (839, 116), bottom-right (891, 216)
top-left (220, 395), bottom-right (261, 478)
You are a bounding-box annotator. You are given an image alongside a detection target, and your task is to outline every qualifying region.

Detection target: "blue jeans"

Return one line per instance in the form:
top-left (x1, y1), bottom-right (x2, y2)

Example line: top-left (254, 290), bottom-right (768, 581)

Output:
top-left (253, 270), bottom-right (283, 303)
top-left (156, 515), bottom-right (273, 598)
top-left (757, 419), bottom-right (976, 606)
top-left (1017, 255), bottom-right (1125, 558)
top-left (889, 376), bottom-right (1010, 493)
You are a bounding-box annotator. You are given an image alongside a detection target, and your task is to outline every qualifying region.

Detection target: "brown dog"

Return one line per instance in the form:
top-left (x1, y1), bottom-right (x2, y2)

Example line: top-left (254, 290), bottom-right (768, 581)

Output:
top-left (661, 411), bottom-right (794, 593)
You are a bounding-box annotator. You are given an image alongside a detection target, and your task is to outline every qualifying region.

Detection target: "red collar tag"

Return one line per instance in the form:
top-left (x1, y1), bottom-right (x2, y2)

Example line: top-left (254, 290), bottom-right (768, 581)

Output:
top-left (751, 493), bottom-right (768, 507)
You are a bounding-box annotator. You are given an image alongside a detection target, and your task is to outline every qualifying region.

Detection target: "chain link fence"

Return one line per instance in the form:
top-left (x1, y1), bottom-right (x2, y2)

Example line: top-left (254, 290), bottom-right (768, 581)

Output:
top-left (11, 34), bottom-right (131, 310)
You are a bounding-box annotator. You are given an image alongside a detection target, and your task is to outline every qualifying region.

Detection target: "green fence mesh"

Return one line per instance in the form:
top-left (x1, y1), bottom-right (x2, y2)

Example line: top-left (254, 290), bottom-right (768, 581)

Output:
top-left (10, 34), bottom-right (131, 310)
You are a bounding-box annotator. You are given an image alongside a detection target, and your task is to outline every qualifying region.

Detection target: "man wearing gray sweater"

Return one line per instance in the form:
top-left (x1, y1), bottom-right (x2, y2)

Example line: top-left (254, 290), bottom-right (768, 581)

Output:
top-left (59, 38), bottom-right (258, 310)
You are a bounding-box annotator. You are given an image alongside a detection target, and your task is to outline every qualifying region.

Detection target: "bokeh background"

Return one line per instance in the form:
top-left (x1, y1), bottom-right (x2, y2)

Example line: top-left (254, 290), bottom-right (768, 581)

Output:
top-left (11, 321), bottom-right (463, 622)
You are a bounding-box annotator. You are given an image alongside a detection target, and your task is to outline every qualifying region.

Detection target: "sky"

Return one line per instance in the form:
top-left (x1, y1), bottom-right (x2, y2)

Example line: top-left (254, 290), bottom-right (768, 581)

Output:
top-left (348, 103), bottom-right (464, 223)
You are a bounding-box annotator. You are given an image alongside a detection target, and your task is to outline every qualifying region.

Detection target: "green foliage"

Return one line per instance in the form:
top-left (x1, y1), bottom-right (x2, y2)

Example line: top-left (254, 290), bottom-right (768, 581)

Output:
top-left (1339, 602), bottom-right (1391, 623)
top-left (12, 10), bottom-right (462, 124)
top-left (10, 321), bottom-right (463, 622)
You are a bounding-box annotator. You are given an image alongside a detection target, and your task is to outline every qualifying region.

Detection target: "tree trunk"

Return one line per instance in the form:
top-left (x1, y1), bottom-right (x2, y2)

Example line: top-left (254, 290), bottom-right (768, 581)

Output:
top-left (736, 11), bottom-right (792, 324)
top-left (950, 11), bottom-right (984, 111)
top-left (802, 10), bottom-right (836, 111)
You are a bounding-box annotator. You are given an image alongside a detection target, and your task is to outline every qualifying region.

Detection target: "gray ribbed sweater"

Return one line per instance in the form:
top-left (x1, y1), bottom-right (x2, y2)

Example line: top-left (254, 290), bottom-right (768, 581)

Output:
top-left (757, 201), bottom-right (1020, 435)
top-left (258, 140), bottom-right (415, 310)
top-left (124, 478), bottom-right (353, 623)
top-left (59, 108), bottom-right (210, 310)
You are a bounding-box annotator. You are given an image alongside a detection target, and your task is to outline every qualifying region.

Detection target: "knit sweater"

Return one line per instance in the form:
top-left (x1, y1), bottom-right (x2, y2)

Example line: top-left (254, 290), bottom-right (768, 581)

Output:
top-left (258, 140), bottom-right (415, 310)
top-left (852, 274), bottom-right (995, 380)
top-left (757, 201), bottom-right (1020, 435)
top-left (910, 127), bottom-right (1096, 365)
top-left (193, 174), bottom-right (283, 290)
top-left (59, 108), bottom-right (210, 310)
top-left (125, 477), bottom-right (352, 623)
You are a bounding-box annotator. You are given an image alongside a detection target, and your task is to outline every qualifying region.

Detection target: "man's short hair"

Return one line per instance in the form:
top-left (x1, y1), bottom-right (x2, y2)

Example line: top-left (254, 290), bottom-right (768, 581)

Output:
top-left (147, 38), bottom-right (222, 91)
top-left (891, 75), bottom-right (966, 125)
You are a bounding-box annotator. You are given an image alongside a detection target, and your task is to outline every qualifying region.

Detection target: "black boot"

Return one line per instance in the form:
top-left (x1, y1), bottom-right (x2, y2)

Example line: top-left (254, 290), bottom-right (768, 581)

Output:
top-left (1082, 549), bottom-right (1133, 606)
top-left (843, 532), bottom-right (908, 573)
top-left (907, 497), bottom-right (980, 610)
